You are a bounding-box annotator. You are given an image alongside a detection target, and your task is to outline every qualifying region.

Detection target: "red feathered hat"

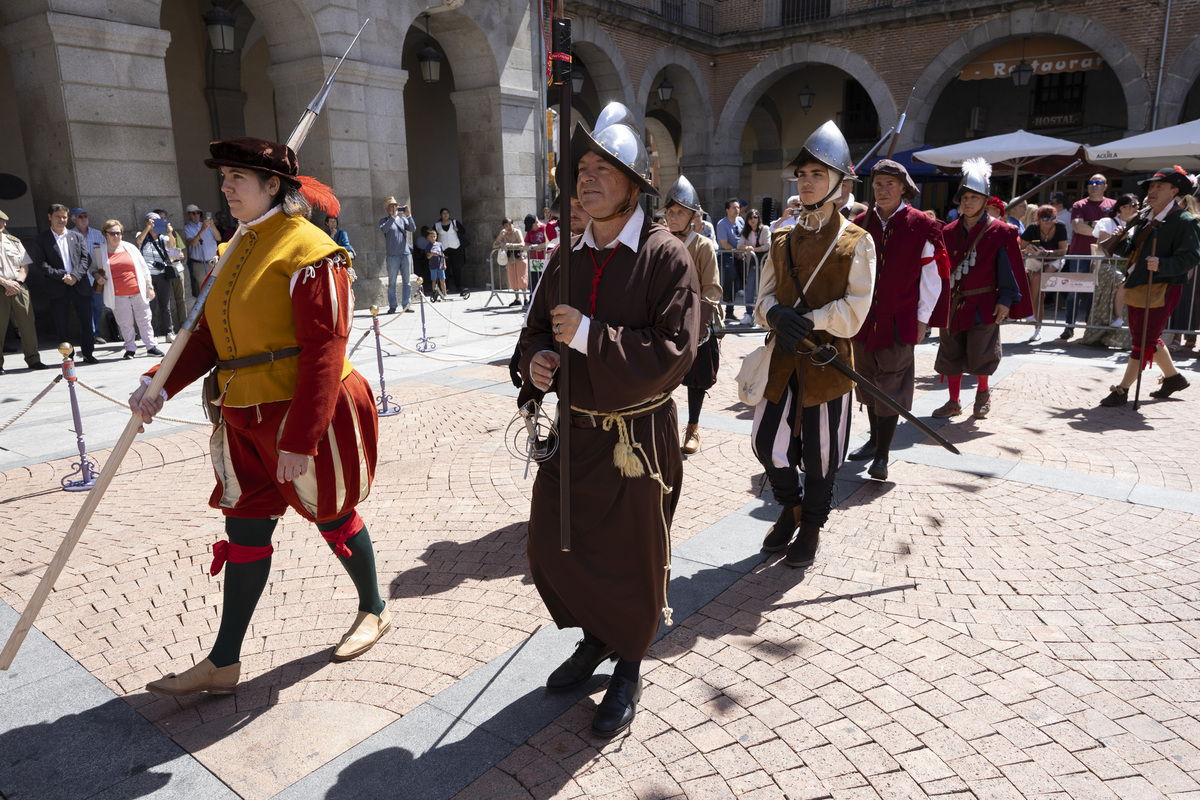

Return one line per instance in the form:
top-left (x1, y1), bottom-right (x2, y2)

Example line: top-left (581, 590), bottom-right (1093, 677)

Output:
top-left (205, 136), bottom-right (340, 216)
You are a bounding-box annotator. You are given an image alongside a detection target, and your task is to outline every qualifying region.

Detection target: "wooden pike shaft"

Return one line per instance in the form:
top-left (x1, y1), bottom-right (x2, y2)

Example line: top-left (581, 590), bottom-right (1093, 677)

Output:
top-left (552, 12), bottom-right (572, 552)
top-left (0, 229), bottom-right (243, 670)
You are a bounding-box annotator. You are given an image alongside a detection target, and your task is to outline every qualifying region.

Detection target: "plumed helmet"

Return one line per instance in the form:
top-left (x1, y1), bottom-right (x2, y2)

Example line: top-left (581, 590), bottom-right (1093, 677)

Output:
top-left (954, 157), bottom-right (992, 203)
top-left (664, 175), bottom-right (701, 213)
top-left (782, 120), bottom-right (856, 180)
top-left (570, 121), bottom-right (659, 198)
top-left (592, 101), bottom-right (639, 134)
top-left (1139, 165), bottom-right (1195, 195)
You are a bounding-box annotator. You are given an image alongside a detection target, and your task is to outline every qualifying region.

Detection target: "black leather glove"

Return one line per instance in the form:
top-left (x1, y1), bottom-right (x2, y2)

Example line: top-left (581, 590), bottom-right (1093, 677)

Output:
top-left (765, 305), bottom-right (814, 355)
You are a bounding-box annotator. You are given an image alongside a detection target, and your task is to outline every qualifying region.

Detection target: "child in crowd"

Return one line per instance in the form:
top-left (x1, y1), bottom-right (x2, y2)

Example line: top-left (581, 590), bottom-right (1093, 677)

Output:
top-left (427, 229), bottom-right (447, 301)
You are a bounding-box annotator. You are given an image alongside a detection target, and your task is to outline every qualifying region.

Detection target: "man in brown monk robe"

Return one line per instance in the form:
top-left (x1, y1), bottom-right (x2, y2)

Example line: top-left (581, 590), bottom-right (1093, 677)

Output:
top-left (520, 103), bottom-right (700, 738)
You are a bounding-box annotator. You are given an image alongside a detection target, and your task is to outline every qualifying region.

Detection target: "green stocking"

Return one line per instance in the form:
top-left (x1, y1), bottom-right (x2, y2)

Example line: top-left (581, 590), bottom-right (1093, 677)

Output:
top-left (318, 513), bottom-right (385, 616)
top-left (207, 517), bottom-right (276, 669)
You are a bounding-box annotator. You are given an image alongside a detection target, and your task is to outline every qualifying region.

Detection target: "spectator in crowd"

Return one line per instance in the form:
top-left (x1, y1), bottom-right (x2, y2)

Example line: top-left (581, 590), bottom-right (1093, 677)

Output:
top-left (93, 219), bottom-right (162, 359)
top-left (184, 204), bottom-right (222, 298)
top-left (324, 214), bottom-right (356, 262)
top-left (1006, 198), bottom-right (1028, 234)
top-left (26, 203), bottom-right (98, 363)
top-left (157, 209), bottom-right (188, 329)
top-left (136, 212), bottom-right (182, 342)
top-left (1019, 204), bottom-right (1068, 343)
top-left (0, 209), bottom-right (49, 373)
top-left (1051, 192), bottom-right (1073, 248)
top-left (839, 177), bottom-right (857, 218)
top-left (716, 198), bottom-right (744, 322)
top-left (426, 228), bottom-right (447, 300)
top-left (378, 197), bottom-right (415, 314)
top-left (770, 195), bottom-right (802, 232)
top-left (1100, 167), bottom-right (1200, 406)
top-left (1081, 193), bottom-right (1139, 349)
top-left (1060, 175), bottom-right (1116, 340)
top-left (71, 208), bottom-right (108, 344)
top-left (524, 213), bottom-right (548, 302)
top-left (737, 209), bottom-right (769, 325)
top-left (435, 208), bottom-right (468, 296)
top-left (413, 225), bottom-right (432, 296)
top-left (985, 196), bottom-right (1006, 219)
top-left (493, 218), bottom-right (527, 308)
top-left (651, 211), bottom-right (666, 225)
top-left (215, 210), bottom-right (237, 241)
top-left (545, 208), bottom-right (560, 250)
top-left (699, 211), bottom-right (717, 242)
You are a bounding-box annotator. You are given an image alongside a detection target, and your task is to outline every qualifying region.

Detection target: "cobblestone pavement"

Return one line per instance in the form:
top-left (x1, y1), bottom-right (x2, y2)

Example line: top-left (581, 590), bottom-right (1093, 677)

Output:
top-left (2, 302), bottom-right (1199, 799)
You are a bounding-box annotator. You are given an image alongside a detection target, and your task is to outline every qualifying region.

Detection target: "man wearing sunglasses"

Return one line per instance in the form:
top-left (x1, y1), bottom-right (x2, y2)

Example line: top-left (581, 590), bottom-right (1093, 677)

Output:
top-left (1060, 175), bottom-right (1115, 340)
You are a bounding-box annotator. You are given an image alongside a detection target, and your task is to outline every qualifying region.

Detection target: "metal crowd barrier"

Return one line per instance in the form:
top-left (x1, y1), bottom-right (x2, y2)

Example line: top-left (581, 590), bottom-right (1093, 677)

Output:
top-left (715, 248), bottom-right (763, 326)
top-left (1022, 252), bottom-right (1199, 337)
top-left (485, 246), bottom-right (529, 308)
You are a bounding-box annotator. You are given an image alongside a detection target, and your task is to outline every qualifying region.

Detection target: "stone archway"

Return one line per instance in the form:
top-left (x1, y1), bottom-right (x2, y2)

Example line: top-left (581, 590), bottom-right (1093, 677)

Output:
top-left (1159, 33), bottom-right (1200, 127)
top-left (907, 10), bottom-right (1149, 145)
top-left (712, 42), bottom-right (894, 210)
top-left (636, 46), bottom-right (714, 200)
top-left (570, 17), bottom-right (637, 111)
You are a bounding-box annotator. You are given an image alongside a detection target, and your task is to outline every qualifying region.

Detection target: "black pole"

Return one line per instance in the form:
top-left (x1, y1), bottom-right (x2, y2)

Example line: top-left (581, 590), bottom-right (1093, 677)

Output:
top-left (552, 14), bottom-right (572, 551)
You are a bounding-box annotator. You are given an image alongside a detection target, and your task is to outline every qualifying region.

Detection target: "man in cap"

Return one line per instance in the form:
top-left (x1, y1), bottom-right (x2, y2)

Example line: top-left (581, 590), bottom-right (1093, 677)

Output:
top-left (26, 203), bottom-right (98, 362)
top-left (184, 203), bottom-right (223, 298)
top-left (378, 196), bottom-right (416, 313)
top-left (931, 159), bottom-right (1030, 419)
top-left (849, 160), bottom-right (947, 481)
top-left (71, 207), bottom-right (108, 343)
top-left (1099, 166), bottom-right (1199, 406)
top-left (664, 175), bottom-right (722, 454)
top-left (0, 209), bottom-right (50, 373)
top-left (520, 103), bottom-right (700, 738)
top-left (754, 120), bottom-right (876, 568)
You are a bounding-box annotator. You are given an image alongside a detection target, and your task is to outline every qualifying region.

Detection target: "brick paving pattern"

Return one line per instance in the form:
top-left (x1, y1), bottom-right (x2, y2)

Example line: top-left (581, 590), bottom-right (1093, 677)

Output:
top-left (2, 313), bottom-right (1198, 798)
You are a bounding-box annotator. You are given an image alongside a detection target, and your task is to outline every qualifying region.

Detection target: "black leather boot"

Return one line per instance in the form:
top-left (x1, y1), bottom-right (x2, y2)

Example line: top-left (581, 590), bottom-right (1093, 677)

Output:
top-left (867, 414), bottom-right (898, 482)
top-left (591, 675), bottom-right (642, 738)
top-left (847, 408), bottom-right (878, 461)
top-left (762, 504), bottom-right (800, 552)
top-left (547, 639), bottom-right (616, 690)
top-left (784, 523), bottom-right (821, 568)
top-left (1150, 373), bottom-right (1190, 399)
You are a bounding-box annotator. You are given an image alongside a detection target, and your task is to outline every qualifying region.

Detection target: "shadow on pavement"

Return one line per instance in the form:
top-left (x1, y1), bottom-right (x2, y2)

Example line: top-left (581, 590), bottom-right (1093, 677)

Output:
top-left (387, 523), bottom-right (533, 601)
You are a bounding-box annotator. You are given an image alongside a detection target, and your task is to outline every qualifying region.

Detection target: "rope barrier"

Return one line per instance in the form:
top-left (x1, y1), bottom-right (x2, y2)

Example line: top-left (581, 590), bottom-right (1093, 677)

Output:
top-left (420, 299), bottom-right (523, 338)
top-left (0, 374), bottom-right (63, 434)
top-left (348, 293), bottom-right (417, 357)
top-left (74, 379), bottom-right (209, 426)
top-left (376, 329), bottom-right (517, 364)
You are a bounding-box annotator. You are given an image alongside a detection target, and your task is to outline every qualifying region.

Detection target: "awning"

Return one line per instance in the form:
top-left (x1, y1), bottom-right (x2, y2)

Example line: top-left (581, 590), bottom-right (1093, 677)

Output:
top-left (959, 37), bottom-right (1104, 82)
top-left (857, 146), bottom-right (944, 177)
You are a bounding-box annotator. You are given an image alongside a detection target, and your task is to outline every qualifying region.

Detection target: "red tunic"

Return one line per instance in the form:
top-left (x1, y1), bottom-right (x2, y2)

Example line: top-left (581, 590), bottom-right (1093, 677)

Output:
top-left (852, 205), bottom-right (947, 350)
top-left (935, 216), bottom-right (1032, 330)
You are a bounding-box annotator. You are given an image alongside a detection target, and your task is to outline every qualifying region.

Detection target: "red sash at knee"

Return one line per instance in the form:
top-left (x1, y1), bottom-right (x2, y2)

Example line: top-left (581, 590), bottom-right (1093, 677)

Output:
top-left (321, 509), bottom-right (364, 559)
top-left (210, 540), bottom-right (275, 576)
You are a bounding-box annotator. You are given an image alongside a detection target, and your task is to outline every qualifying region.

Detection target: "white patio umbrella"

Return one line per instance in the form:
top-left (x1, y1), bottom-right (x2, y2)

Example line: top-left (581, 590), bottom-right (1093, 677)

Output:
top-left (1085, 119), bottom-right (1200, 172)
top-left (914, 129), bottom-right (1085, 190)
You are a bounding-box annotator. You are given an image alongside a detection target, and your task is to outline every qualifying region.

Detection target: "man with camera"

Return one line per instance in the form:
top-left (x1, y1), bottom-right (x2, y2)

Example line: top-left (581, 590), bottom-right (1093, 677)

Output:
top-left (770, 195), bottom-right (803, 233)
top-left (378, 196), bottom-right (415, 313)
top-left (136, 212), bottom-right (185, 342)
top-left (184, 204), bottom-right (223, 298)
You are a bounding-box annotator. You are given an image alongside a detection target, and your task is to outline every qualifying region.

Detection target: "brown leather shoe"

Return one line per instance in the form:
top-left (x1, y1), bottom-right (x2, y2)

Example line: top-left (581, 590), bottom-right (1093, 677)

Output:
top-left (146, 658), bottom-right (240, 696)
top-left (931, 399), bottom-right (962, 419)
top-left (681, 423), bottom-right (700, 455)
top-left (333, 607), bottom-right (392, 661)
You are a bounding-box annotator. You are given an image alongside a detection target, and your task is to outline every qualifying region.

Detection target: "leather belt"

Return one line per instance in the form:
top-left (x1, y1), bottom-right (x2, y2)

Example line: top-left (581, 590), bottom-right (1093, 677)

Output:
top-left (216, 347), bottom-right (301, 371)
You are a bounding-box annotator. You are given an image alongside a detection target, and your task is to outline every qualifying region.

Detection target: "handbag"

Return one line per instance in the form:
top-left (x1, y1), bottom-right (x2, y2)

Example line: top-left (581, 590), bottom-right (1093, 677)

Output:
top-left (736, 219), bottom-right (844, 406)
top-left (496, 250), bottom-right (508, 266)
top-left (1123, 281), bottom-right (1167, 308)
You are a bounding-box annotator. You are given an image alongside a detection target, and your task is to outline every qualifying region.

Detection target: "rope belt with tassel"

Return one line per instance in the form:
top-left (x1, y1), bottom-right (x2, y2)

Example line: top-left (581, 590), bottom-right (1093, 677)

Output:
top-left (568, 391), bottom-right (676, 626)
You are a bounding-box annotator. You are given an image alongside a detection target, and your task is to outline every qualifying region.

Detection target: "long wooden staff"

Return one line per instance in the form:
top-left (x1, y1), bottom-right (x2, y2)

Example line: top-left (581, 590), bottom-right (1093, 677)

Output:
top-left (550, 6), bottom-right (572, 551)
top-left (0, 20), bottom-right (369, 670)
top-left (1133, 228), bottom-right (1157, 412)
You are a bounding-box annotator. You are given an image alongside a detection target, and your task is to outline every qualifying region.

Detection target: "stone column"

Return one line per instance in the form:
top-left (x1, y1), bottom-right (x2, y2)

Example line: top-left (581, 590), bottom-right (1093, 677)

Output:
top-left (268, 57), bottom-right (409, 307)
top-left (450, 85), bottom-right (539, 287)
top-left (0, 12), bottom-right (181, 225)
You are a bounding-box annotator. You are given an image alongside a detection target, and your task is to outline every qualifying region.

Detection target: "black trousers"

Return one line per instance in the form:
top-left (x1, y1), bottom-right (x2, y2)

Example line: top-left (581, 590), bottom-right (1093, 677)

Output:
top-left (49, 291), bottom-right (94, 357)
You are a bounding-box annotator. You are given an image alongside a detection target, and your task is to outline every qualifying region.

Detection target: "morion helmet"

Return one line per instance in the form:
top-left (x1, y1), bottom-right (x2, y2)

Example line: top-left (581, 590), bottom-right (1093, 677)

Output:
top-left (954, 157), bottom-right (992, 203)
top-left (782, 120), bottom-right (856, 181)
top-left (570, 121), bottom-right (659, 197)
top-left (664, 175), bottom-right (701, 213)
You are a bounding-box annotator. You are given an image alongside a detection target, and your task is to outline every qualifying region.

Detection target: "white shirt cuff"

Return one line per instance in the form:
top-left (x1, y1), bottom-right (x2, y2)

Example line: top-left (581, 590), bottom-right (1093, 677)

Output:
top-left (569, 316), bottom-right (590, 355)
top-left (139, 375), bottom-right (169, 402)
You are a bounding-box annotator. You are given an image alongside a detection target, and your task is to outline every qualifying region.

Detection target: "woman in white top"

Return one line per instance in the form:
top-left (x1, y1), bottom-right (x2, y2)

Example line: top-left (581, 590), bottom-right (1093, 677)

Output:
top-left (1081, 193), bottom-right (1139, 348)
top-left (93, 219), bottom-right (163, 359)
